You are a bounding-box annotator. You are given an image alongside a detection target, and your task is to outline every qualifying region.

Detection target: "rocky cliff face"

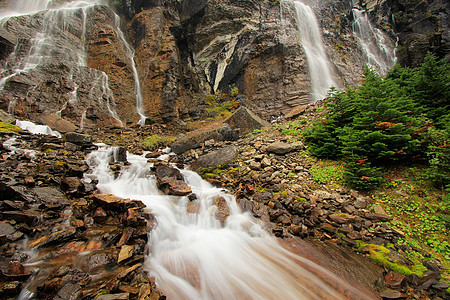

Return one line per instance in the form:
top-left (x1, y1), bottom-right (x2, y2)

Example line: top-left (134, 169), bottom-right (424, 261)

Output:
top-left (0, 0), bottom-right (446, 128)
top-left (360, 0), bottom-right (449, 66)
top-left (0, 3), bottom-right (140, 127)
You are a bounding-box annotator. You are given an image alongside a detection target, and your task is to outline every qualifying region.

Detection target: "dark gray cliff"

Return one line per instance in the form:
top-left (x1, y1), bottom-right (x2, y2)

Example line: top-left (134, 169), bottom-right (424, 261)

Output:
top-left (360, 0), bottom-right (449, 66)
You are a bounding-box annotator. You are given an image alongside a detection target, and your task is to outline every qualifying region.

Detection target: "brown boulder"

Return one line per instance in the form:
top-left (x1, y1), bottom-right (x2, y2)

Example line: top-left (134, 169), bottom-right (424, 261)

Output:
top-left (39, 114), bottom-right (77, 133)
top-left (213, 196), bottom-right (230, 226)
top-left (157, 178), bottom-right (192, 196)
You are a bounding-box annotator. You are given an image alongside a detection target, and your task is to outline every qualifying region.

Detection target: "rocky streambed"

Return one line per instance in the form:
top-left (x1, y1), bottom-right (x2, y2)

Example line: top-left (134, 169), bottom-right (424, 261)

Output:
top-left (0, 116), bottom-right (448, 299)
top-left (0, 131), bottom-right (163, 299)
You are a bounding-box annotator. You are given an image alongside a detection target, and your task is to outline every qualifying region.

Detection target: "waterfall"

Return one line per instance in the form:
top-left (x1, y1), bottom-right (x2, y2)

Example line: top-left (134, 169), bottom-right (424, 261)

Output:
top-left (85, 146), bottom-right (371, 299)
top-left (291, 0), bottom-right (337, 101)
top-left (112, 13), bottom-right (147, 125)
top-left (352, 8), bottom-right (397, 74)
top-left (0, 0), bottom-right (146, 125)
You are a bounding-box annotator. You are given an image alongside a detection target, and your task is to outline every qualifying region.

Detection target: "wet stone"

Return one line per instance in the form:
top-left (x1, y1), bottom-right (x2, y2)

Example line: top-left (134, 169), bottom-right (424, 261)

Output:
top-left (88, 252), bottom-right (110, 274)
top-left (53, 282), bottom-right (81, 300)
top-left (29, 227), bottom-right (77, 249)
top-left (384, 271), bottom-right (405, 289)
top-left (158, 178), bottom-right (192, 196)
top-left (93, 207), bottom-right (108, 223)
top-left (0, 222), bottom-right (15, 236)
top-left (118, 245), bottom-right (134, 263)
top-left (213, 196), bottom-right (230, 226)
top-left (96, 292), bottom-right (130, 300)
top-left (379, 288), bottom-right (403, 299)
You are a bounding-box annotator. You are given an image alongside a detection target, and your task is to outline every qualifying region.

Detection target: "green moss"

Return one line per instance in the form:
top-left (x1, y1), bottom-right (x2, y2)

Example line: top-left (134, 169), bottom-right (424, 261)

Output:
top-left (356, 242), bottom-right (427, 276)
top-left (140, 134), bottom-right (176, 151)
top-left (0, 121), bottom-right (21, 133)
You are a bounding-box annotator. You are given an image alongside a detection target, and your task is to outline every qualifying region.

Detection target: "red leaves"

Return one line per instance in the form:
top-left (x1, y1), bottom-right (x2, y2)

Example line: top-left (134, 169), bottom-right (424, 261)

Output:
top-left (376, 122), bottom-right (403, 129)
top-left (361, 176), bottom-right (371, 181)
top-left (358, 158), bottom-right (368, 165)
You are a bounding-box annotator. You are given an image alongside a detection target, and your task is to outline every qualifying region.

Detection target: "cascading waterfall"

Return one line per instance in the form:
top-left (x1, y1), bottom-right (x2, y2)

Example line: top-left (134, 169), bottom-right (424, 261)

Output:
top-left (0, 0), bottom-right (146, 125)
top-left (85, 146), bottom-right (372, 299)
top-left (291, 0), bottom-right (337, 101)
top-left (352, 8), bottom-right (397, 74)
top-left (112, 14), bottom-right (147, 125)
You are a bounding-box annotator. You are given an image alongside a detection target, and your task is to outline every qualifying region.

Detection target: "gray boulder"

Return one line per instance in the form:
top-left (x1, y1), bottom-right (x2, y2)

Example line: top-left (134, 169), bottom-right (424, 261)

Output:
top-left (191, 146), bottom-right (238, 170)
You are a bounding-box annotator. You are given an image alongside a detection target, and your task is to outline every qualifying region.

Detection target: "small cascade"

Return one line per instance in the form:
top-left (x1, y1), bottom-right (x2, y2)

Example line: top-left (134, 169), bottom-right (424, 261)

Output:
top-left (80, 109), bottom-right (87, 129)
top-left (85, 146), bottom-right (372, 299)
top-left (112, 13), bottom-right (147, 125)
top-left (15, 120), bottom-right (62, 137)
top-left (352, 8), bottom-right (397, 74)
top-left (291, 0), bottom-right (337, 101)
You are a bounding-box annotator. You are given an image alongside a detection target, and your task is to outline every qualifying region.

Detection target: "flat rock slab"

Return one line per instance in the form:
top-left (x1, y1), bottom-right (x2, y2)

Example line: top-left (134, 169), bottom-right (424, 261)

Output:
top-left (96, 293), bottom-right (130, 300)
top-left (225, 107), bottom-right (270, 135)
top-left (29, 227), bottom-right (77, 249)
top-left (191, 146), bottom-right (238, 170)
top-left (40, 113), bottom-right (77, 133)
top-left (92, 194), bottom-right (132, 208)
top-left (266, 141), bottom-right (304, 155)
top-left (157, 178), bottom-right (192, 196)
top-left (0, 222), bottom-right (15, 236)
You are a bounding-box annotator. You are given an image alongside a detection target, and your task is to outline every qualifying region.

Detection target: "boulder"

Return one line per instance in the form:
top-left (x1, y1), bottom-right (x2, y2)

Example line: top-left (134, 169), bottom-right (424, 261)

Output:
top-left (225, 107), bottom-right (270, 136)
top-left (92, 194), bottom-right (132, 209)
top-left (39, 114), bottom-right (77, 133)
top-left (157, 178), bottom-right (192, 196)
top-left (170, 124), bottom-right (239, 154)
top-left (213, 196), bottom-right (230, 226)
top-left (285, 105), bottom-right (308, 119)
top-left (64, 132), bottom-right (92, 146)
top-left (266, 141), bottom-right (304, 155)
top-left (191, 146), bottom-right (238, 170)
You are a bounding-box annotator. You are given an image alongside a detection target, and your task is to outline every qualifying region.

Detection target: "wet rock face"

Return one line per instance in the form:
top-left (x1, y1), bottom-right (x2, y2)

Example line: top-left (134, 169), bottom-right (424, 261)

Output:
top-left (129, 6), bottom-right (182, 123)
top-left (0, 4), bottom-right (136, 128)
top-left (174, 0), bottom-right (313, 119)
top-left (361, 0), bottom-right (450, 66)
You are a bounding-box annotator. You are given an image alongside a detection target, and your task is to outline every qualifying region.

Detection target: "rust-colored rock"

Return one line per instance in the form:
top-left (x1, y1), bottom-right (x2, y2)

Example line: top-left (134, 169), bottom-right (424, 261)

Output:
top-left (384, 271), bottom-right (405, 289)
top-left (213, 196), bottom-right (230, 226)
top-left (157, 178), bottom-right (192, 196)
top-left (94, 207), bottom-right (108, 223)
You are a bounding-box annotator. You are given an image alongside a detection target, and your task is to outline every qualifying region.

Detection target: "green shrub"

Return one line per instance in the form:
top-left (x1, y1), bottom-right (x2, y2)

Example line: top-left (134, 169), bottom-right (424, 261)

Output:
top-left (303, 54), bottom-right (449, 189)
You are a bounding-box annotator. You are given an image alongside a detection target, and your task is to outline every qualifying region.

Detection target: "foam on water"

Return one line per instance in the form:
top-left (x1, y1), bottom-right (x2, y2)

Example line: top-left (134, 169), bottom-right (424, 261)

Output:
top-left (85, 146), bottom-right (371, 299)
top-left (16, 120), bottom-right (61, 138)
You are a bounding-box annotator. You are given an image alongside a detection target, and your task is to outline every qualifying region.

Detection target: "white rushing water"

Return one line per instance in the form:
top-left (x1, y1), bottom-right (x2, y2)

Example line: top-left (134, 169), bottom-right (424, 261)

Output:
top-left (15, 120), bottom-right (61, 137)
top-left (352, 8), bottom-right (397, 74)
top-left (292, 0), bottom-right (337, 101)
top-left (0, 0), bottom-right (146, 125)
top-left (85, 146), bottom-right (369, 299)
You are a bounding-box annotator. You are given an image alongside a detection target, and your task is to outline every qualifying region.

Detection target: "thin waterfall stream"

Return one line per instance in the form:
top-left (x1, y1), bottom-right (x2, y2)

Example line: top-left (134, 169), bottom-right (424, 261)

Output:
top-left (0, 0), bottom-right (147, 125)
top-left (352, 7), bottom-right (397, 74)
top-left (85, 146), bottom-right (373, 299)
top-left (290, 0), bottom-right (338, 101)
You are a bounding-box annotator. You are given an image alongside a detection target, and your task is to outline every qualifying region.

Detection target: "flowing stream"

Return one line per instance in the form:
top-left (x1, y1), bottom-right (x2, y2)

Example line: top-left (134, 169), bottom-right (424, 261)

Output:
top-left (85, 146), bottom-right (371, 299)
top-left (352, 8), bottom-right (397, 74)
top-left (0, 0), bottom-right (146, 125)
top-left (291, 0), bottom-right (337, 101)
